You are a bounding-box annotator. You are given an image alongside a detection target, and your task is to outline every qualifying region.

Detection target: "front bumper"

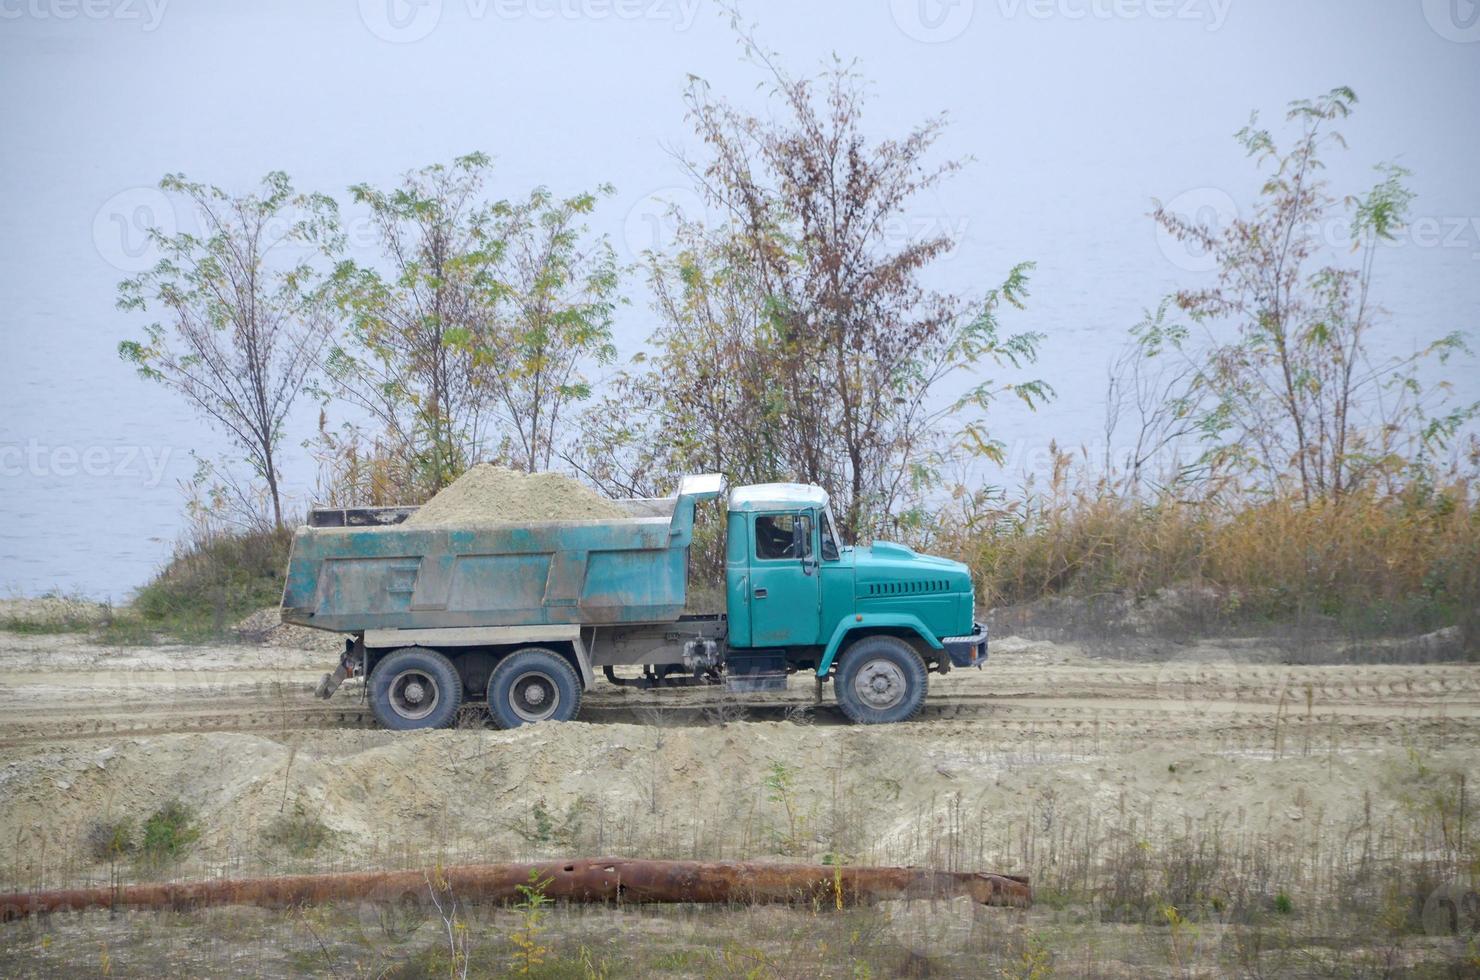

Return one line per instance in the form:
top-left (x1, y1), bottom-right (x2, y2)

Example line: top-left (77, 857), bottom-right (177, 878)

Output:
top-left (942, 622), bottom-right (989, 669)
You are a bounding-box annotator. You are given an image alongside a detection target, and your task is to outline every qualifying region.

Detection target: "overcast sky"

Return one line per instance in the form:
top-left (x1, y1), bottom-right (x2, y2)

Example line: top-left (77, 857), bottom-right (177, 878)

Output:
top-left (2, 0), bottom-right (1477, 596)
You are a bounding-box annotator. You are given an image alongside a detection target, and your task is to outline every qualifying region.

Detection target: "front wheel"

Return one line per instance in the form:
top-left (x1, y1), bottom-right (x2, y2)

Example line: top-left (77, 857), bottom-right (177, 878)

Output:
top-left (368, 647), bottom-right (463, 731)
top-left (487, 648), bottom-right (582, 730)
top-left (834, 635), bottom-right (928, 724)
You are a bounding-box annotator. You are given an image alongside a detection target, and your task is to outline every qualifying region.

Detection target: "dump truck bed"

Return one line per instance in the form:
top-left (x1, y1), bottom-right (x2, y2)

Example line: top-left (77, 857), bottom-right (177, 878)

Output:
top-left (281, 475), bottom-right (723, 634)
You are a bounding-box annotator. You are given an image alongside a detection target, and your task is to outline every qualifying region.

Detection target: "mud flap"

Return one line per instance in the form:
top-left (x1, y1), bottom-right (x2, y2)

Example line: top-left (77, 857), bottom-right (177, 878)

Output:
top-left (316, 644), bottom-right (361, 700)
top-left (315, 662), bottom-right (349, 700)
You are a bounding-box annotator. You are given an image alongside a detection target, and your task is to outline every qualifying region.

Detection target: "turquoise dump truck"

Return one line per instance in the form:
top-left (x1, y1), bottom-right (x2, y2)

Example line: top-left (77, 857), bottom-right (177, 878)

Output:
top-left (282, 474), bottom-right (987, 730)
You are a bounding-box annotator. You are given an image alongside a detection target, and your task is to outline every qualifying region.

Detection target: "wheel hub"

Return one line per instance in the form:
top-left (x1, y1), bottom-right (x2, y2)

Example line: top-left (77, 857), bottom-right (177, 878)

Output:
top-left (510, 671), bottom-right (561, 723)
top-left (854, 659), bottom-right (906, 710)
top-left (388, 669), bottom-right (440, 721)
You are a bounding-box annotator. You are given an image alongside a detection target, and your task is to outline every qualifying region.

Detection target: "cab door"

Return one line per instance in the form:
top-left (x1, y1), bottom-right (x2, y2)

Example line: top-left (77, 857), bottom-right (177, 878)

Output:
top-left (746, 510), bottom-right (822, 647)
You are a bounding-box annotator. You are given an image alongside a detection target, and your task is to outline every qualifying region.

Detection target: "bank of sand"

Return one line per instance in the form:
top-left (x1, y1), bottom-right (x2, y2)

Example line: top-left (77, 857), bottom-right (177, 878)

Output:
top-left (0, 628), bottom-right (1474, 891)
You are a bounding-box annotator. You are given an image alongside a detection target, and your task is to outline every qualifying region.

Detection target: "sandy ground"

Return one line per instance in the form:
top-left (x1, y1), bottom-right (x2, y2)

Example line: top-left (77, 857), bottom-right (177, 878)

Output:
top-left (0, 625), bottom-right (1477, 975)
top-left (0, 629), bottom-right (1476, 879)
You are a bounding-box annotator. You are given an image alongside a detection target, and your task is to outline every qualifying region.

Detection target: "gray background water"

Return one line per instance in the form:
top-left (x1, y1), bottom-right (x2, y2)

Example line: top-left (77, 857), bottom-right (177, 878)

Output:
top-left (2, 0), bottom-right (1477, 600)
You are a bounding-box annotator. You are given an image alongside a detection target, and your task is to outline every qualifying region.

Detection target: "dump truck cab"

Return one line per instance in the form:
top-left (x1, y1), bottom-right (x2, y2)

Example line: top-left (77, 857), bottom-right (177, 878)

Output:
top-left (723, 483), bottom-right (987, 722)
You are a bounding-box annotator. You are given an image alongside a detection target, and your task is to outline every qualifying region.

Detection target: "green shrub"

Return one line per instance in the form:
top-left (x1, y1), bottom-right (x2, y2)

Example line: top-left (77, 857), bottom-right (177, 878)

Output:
top-left (139, 800), bottom-right (200, 866)
top-left (111, 526), bottom-right (291, 642)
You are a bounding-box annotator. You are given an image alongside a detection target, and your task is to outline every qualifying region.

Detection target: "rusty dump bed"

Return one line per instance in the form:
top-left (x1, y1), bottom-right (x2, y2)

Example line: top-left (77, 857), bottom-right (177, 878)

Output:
top-left (280, 475), bottom-right (724, 634)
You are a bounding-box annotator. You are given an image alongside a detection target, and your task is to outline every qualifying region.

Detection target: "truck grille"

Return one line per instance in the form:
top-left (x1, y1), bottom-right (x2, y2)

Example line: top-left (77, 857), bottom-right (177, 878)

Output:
top-left (864, 579), bottom-right (951, 596)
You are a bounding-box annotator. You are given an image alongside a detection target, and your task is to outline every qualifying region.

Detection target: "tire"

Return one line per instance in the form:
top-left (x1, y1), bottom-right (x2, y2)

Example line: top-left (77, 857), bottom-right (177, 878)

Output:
top-left (368, 647), bottom-right (463, 731)
top-left (834, 635), bottom-right (928, 724)
top-left (487, 647), bottom-right (583, 730)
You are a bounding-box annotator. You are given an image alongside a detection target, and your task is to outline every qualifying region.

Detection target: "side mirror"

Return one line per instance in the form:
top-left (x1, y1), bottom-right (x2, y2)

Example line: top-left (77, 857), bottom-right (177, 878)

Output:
top-left (795, 511), bottom-right (817, 576)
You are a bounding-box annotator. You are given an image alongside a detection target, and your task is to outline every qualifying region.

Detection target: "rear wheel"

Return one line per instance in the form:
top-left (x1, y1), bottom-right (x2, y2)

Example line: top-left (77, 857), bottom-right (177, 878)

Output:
top-left (834, 635), bottom-right (928, 724)
top-left (369, 648), bottom-right (463, 731)
top-left (487, 647), bottom-right (582, 730)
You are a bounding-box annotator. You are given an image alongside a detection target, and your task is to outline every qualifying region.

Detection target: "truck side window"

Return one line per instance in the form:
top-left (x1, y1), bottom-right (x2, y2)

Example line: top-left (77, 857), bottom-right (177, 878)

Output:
top-left (819, 509), bottom-right (840, 562)
top-left (755, 514), bottom-right (813, 560)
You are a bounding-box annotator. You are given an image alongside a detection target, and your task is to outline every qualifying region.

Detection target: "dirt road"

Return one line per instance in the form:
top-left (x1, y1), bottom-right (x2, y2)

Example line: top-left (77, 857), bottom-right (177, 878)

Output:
top-left (1, 631), bottom-right (1476, 747)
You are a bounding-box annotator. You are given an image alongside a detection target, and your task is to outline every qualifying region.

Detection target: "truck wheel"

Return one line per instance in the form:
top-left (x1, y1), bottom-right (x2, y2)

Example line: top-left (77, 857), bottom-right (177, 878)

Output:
top-left (835, 635), bottom-right (928, 724)
top-left (487, 648), bottom-right (582, 730)
top-left (368, 648), bottom-right (463, 731)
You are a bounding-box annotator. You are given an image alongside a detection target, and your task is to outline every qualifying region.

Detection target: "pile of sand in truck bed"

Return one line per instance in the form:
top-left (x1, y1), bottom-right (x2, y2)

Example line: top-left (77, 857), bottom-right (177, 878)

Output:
top-left (403, 464), bottom-right (626, 527)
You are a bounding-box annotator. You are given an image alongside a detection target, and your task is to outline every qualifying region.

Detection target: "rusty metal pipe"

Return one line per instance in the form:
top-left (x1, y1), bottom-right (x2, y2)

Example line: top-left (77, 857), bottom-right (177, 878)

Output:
top-left (0, 858), bottom-right (1030, 921)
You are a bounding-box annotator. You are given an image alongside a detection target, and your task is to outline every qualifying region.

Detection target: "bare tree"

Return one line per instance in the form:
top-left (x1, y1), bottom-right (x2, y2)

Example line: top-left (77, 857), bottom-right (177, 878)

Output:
top-left (118, 172), bottom-right (340, 529)
top-left (1150, 87), bottom-right (1474, 502)
top-left (622, 25), bottom-right (1047, 540)
top-left (1102, 299), bottom-right (1211, 495)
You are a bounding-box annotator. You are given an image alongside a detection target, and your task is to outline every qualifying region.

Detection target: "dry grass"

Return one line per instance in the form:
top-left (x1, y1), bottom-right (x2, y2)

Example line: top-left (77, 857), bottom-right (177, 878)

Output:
top-left (923, 468), bottom-right (1478, 653)
top-left (310, 427), bottom-right (442, 509)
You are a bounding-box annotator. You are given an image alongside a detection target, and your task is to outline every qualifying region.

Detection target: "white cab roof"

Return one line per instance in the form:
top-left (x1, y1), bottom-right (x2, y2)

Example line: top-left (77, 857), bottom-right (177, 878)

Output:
top-left (728, 483), bottom-right (830, 512)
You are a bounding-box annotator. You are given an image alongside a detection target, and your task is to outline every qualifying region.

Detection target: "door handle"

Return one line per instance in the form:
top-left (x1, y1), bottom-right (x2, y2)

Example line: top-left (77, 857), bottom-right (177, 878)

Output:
top-left (753, 587), bottom-right (768, 598)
